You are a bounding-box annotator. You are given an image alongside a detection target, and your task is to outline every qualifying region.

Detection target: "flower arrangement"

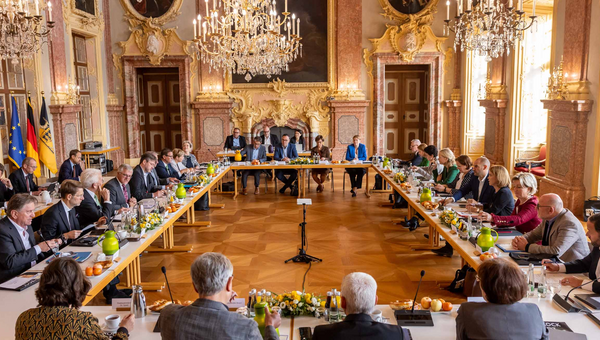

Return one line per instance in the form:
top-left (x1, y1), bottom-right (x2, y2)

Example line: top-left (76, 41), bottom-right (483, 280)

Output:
top-left (269, 291), bottom-right (325, 317)
top-left (289, 158), bottom-right (314, 165)
top-left (439, 209), bottom-right (460, 229)
top-left (134, 212), bottom-right (164, 234)
top-left (393, 172), bottom-right (406, 183)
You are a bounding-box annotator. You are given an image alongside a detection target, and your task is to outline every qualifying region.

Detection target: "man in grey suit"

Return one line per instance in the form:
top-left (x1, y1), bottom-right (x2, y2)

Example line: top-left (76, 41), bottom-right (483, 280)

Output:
top-left (104, 164), bottom-right (137, 211)
top-left (158, 252), bottom-right (281, 340)
top-left (512, 193), bottom-right (590, 262)
top-left (240, 137), bottom-right (267, 195)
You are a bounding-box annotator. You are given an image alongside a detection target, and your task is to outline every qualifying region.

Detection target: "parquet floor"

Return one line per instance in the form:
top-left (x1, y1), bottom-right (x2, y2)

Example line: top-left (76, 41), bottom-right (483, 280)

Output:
top-left (90, 170), bottom-right (466, 305)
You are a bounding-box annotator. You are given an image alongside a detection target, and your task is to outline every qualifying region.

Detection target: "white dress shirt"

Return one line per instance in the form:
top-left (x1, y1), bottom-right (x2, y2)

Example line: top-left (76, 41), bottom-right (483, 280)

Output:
top-left (8, 217), bottom-right (40, 267)
top-left (264, 135), bottom-right (271, 146)
top-left (478, 174), bottom-right (488, 199)
top-left (558, 261), bottom-right (600, 292)
top-left (455, 172), bottom-right (466, 189)
top-left (61, 200), bottom-right (72, 227)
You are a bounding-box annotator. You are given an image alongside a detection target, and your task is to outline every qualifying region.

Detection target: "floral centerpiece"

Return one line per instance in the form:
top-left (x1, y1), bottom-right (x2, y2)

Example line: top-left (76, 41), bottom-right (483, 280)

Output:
top-left (289, 158), bottom-right (314, 165)
top-left (133, 212), bottom-right (164, 234)
top-left (269, 291), bottom-right (325, 317)
top-left (439, 209), bottom-right (460, 229)
top-left (393, 172), bottom-right (406, 183)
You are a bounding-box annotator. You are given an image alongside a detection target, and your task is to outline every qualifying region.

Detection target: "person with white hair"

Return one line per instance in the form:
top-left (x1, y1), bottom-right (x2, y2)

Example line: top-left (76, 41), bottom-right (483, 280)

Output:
top-left (312, 272), bottom-right (407, 339)
top-left (104, 164), bottom-right (137, 211)
top-left (74, 168), bottom-right (114, 228)
top-left (159, 252), bottom-right (281, 339)
top-left (512, 193), bottom-right (590, 262)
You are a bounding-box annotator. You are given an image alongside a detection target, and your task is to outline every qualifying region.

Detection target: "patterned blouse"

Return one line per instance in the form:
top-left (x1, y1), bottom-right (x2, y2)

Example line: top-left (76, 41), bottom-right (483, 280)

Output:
top-left (16, 306), bottom-right (128, 340)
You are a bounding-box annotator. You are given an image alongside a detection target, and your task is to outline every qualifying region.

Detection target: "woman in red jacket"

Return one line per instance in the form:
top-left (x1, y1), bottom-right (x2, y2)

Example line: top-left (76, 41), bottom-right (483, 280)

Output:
top-left (479, 172), bottom-right (541, 233)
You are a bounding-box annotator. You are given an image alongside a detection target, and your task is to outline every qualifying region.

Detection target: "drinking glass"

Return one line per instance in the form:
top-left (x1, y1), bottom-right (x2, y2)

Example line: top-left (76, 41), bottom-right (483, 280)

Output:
top-left (548, 280), bottom-right (562, 297)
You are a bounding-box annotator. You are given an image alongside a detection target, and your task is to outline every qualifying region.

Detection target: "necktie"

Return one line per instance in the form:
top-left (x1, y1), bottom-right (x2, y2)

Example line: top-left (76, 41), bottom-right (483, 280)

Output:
top-left (93, 194), bottom-right (101, 207)
top-left (542, 221), bottom-right (550, 246)
top-left (166, 164), bottom-right (171, 175)
top-left (123, 184), bottom-right (129, 201)
top-left (22, 230), bottom-right (27, 238)
top-left (25, 175), bottom-right (30, 192)
top-left (72, 164), bottom-right (76, 177)
top-left (68, 210), bottom-right (75, 231)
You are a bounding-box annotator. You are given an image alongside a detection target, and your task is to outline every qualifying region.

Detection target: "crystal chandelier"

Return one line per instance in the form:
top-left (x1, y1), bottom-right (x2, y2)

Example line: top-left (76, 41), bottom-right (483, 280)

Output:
top-left (443, 0), bottom-right (537, 60)
top-left (0, 0), bottom-right (55, 64)
top-left (192, 0), bottom-right (302, 82)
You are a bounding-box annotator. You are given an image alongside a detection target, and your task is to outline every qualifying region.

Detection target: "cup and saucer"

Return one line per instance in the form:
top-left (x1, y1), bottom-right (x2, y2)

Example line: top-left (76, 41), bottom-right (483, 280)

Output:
top-left (102, 314), bottom-right (121, 334)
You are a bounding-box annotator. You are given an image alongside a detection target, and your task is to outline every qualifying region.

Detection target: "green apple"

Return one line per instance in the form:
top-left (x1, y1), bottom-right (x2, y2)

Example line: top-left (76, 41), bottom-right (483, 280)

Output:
top-left (430, 299), bottom-right (442, 312)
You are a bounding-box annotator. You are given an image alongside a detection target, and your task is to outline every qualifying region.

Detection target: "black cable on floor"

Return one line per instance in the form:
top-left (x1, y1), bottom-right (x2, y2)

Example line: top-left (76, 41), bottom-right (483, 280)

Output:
top-left (302, 261), bottom-right (312, 293)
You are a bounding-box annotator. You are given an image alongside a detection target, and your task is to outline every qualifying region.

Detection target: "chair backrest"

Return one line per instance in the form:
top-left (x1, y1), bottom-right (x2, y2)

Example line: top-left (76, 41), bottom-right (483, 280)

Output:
top-left (538, 145), bottom-right (547, 164)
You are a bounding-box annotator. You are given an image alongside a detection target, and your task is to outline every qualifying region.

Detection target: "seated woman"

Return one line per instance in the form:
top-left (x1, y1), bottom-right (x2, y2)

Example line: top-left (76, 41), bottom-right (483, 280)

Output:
top-left (290, 129), bottom-right (305, 149)
top-left (345, 135), bottom-right (368, 197)
top-left (416, 143), bottom-right (430, 167)
top-left (410, 145), bottom-right (443, 181)
top-left (182, 140), bottom-right (200, 169)
top-left (483, 165), bottom-right (515, 217)
top-left (0, 163), bottom-right (14, 206)
top-left (456, 259), bottom-right (548, 340)
top-left (479, 172), bottom-right (541, 234)
top-left (15, 257), bottom-right (134, 340)
top-left (433, 148), bottom-right (459, 185)
top-left (170, 148), bottom-right (193, 178)
top-left (311, 135), bottom-right (331, 193)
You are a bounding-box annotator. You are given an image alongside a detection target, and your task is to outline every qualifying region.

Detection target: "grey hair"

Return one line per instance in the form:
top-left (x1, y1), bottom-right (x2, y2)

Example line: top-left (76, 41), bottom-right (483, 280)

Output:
top-left (511, 172), bottom-right (538, 195)
top-left (410, 139), bottom-right (421, 145)
top-left (118, 164), bottom-right (133, 173)
top-left (80, 169), bottom-right (103, 189)
top-left (191, 252), bottom-right (233, 296)
top-left (341, 272), bottom-right (377, 315)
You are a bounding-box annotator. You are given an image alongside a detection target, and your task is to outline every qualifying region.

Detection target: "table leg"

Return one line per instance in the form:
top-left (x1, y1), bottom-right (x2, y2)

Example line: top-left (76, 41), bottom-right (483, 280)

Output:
top-left (365, 168), bottom-right (371, 198)
top-left (233, 169), bottom-right (238, 200)
top-left (208, 187), bottom-right (225, 208)
top-left (145, 225), bottom-right (194, 252)
top-left (126, 256), bottom-right (165, 291)
top-left (409, 224), bottom-right (441, 250)
top-left (175, 203), bottom-right (211, 227)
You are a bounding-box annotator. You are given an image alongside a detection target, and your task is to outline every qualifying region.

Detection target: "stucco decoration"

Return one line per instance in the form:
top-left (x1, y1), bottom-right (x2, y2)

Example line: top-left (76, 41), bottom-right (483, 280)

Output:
top-left (338, 116), bottom-right (359, 144)
top-left (550, 125), bottom-right (571, 176)
top-left (203, 117), bottom-right (225, 146)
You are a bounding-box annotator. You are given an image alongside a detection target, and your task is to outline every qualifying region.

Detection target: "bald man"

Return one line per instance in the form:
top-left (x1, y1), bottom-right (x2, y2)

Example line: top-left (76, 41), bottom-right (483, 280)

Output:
top-left (445, 157), bottom-right (494, 205)
top-left (512, 194), bottom-right (590, 262)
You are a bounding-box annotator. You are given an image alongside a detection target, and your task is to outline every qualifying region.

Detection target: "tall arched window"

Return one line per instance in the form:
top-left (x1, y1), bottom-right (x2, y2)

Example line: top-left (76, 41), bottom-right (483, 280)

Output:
top-left (463, 51), bottom-right (488, 158)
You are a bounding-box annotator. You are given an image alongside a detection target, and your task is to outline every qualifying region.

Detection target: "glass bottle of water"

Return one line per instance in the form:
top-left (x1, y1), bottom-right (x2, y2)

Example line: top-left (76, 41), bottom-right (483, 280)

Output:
top-left (538, 265), bottom-right (547, 298)
top-left (527, 263), bottom-right (536, 297)
top-left (467, 215), bottom-right (473, 238)
top-left (248, 289), bottom-right (257, 317)
top-left (324, 291), bottom-right (332, 322)
top-left (329, 289), bottom-right (339, 323)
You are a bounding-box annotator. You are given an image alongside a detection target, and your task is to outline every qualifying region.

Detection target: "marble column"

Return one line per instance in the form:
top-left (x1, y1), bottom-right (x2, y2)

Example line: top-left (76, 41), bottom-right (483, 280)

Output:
top-left (102, 0), bottom-right (115, 94)
top-left (445, 100), bottom-right (462, 156)
top-left (48, 0), bottom-right (67, 90)
top-left (336, 0), bottom-right (363, 91)
top-left (191, 100), bottom-right (234, 162)
top-left (328, 100), bottom-right (369, 160)
top-left (479, 99), bottom-right (508, 166)
top-left (49, 104), bottom-right (83, 163)
top-left (563, 0), bottom-right (592, 97)
top-left (106, 104), bottom-right (126, 166)
top-left (539, 100), bottom-right (593, 218)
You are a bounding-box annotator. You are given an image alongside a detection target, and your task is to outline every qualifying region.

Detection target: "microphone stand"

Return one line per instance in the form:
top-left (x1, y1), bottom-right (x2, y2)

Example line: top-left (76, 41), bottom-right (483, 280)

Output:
top-left (285, 203), bottom-right (322, 264)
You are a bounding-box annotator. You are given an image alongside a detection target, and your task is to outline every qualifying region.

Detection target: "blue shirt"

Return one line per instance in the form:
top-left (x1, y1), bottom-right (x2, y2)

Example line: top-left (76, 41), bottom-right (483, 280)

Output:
top-left (251, 148), bottom-right (259, 161)
top-left (233, 138), bottom-right (240, 147)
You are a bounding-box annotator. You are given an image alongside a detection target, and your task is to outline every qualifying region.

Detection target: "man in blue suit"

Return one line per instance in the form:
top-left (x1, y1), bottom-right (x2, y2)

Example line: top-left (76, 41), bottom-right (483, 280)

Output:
top-left (240, 137), bottom-right (267, 195)
top-left (274, 134), bottom-right (298, 193)
top-left (58, 149), bottom-right (84, 183)
top-left (155, 148), bottom-right (182, 181)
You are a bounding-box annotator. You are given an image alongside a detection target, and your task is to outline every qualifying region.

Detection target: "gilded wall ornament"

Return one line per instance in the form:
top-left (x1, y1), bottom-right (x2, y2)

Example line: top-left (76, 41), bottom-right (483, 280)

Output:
top-left (119, 0), bottom-right (183, 29)
top-left (378, 0), bottom-right (438, 26)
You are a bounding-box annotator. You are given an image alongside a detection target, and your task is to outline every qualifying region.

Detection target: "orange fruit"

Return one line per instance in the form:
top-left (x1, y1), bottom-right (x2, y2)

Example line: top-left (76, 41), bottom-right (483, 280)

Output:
top-left (93, 266), bottom-right (103, 276)
top-left (442, 302), bottom-right (453, 311)
top-left (438, 299), bottom-right (445, 305)
top-left (85, 267), bottom-right (93, 276)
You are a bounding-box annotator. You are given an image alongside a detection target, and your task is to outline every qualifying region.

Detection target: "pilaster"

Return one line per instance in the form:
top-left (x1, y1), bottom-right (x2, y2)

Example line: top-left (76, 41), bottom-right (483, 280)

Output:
top-left (106, 102), bottom-right (126, 166)
top-left (445, 100), bottom-right (462, 156)
top-left (191, 100), bottom-right (235, 162)
top-left (479, 99), bottom-right (508, 166)
top-left (49, 104), bottom-right (83, 163)
top-left (328, 100), bottom-right (369, 160)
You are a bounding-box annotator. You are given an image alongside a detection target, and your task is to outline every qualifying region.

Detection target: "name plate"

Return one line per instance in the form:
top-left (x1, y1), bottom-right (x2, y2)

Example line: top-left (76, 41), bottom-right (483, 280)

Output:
top-left (112, 298), bottom-right (131, 310)
top-left (227, 297), bottom-right (245, 309)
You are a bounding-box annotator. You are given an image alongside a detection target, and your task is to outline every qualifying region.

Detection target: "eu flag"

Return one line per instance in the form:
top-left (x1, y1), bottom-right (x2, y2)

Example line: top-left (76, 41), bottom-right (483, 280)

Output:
top-left (8, 97), bottom-right (25, 168)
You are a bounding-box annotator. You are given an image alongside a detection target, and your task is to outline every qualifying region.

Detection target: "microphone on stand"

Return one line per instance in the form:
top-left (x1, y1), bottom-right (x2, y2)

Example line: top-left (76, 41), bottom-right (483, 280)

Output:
top-left (553, 278), bottom-right (599, 313)
top-left (410, 270), bottom-right (425, 313)
top-left (161, 266), bottom-right (174, 303)
top-left (395, 269), bottom-right (433, 326)
top-left (207, 148), bottom-right (219, 161)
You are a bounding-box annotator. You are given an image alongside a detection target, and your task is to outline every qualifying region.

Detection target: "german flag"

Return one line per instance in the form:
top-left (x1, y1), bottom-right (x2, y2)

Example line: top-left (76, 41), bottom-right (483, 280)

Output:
top-left (26, 97), bottom-right (41, 177)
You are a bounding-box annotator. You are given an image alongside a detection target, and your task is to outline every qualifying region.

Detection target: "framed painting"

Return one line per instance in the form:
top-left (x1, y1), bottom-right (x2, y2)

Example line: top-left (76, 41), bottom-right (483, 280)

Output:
top-left (378, 0), bottom-right (439, 22)
top-left (120, 0), bottom-right (183, 26)
top-left (75, 0), bottom-right (96, 16)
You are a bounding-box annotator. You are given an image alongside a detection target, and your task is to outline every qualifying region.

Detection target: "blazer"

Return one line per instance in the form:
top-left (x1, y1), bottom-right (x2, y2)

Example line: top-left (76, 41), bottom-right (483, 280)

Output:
top-left (434, 165), bottom-right (459, 185)
top-left (241, 145), bottom-right (267, 163)
top-left (417, 157), bottom-right (430, 167)
top-left (155, 160), bottom-right (182, 180)
top-left (290, 135), bottom-right (304, 145)
top-left (260, 133), bottom-right (279, 146)
top-left (456, 302), bottom-right (548, 340)
top-left (158, 298), bottom-right (278, 340)
top-left (104, 177), bottom-right (131, 210)
top-left (409, 152), bottom-right (423, 166)
top-left (0, 217), bottom-right (42, 283)
top-left (57, 159), bottom-right (83, 183)
top-left (452, 174), bottom-right (495, 205)
top-left (274, 143), bottom-right (298, 161)
top-left (9, 169), bottom-right (38, 194)
top-left (415, 158), bottom-right (444, 181)
top-left (492, 196), bottom-right (541, 233)
top-left (564, 246), bottom-right (600, 294)
top-left (184, 153), bottom-right (200, 169)
top-left (152, 168), bottom-right (169, 185)
top-left (130, 166), bottom-right (162, 200)
top-left (40, 201), bottom-right (81, 241)
top-left (16, 306), bottom-right (128, 340)
top-left (224, 135), bottom-right (247, 150)
top-left (345, 144), bottom-right (368, 162)
top-left (313, 313), bottom-right (406, 340)
top-left (0, 181), bottom-right (13, 204)
top-left (311, 145), bottom-right (331, 160)
top-left (75, 189), bottom-right (114, 228)
top-left (484, 186), bottom-right (515, 217)
top-left (448, 170), bottom-right (474, 199)
top-left (524, 209), bottom-right (590, 262)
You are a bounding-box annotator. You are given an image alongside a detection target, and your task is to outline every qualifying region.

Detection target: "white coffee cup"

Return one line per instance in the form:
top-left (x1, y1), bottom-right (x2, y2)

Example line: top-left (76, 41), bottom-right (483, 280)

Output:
top-left (370, 309), bottom-right (383, 322)
top-left (105, 314), bottom-right (121, 330)
top-left (117, 230), bottom-right (128, 240)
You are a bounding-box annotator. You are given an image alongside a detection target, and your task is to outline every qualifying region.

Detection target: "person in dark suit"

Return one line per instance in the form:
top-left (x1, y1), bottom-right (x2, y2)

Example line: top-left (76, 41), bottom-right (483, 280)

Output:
top-left (290, 130), bottom-right (304, 149)
top-left (545, 213), bottom-right (600, 294)
top-left (224, 128), bottom-right (247, 151)
top-left (260, 125), bottom-right (279, 152)
top-left (130, 153), bottom-right (167, 201)
top-left (456, 259), bottom-right (548, 340)
top-left (313, 272), bottom-right (406, 340)
top-left (155, 148), bottom-right (182, 181)
top-left (345, 135), bottom-right (368, 197)
top-left (483, 165), bottom-right (515, 216)
top-left (57, 149), bottom-right (84, 183)
top-left (0, 163), bottom-right (14, 205)
top-left (40, 180), bottom-right (87, 243)
top-left (274, 134), bottom-right (298, 193)
top-left (240, 137), bottom-right (267, 195)
top-left (104, 164), bottom-right (137, 211)
top-left (0, 194), bottom-right (61, 283)
top-left (74, 169), bottom-right (113, 228)
top-left (444, 156), bottom-right (495, 205)
top-left (403, 139), bottom-right (423, 166)
top-left (9, 157), bottom-right (43, 195)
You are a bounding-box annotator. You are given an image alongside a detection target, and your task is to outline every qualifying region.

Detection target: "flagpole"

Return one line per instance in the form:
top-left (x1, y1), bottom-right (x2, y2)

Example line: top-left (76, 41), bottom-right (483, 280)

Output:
top-left (40, 91), bottom-right (49, 180)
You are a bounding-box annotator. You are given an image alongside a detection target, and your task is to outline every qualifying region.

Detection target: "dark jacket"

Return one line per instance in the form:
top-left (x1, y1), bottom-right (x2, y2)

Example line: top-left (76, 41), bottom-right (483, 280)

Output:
top-left (290, 135), bottom-right (304, 145)
top-left (313, 313), bottom-right (405, 340)
top-left (104, 178), bottom-right (131, 210)
top-left (57, 159), bottom-right (83, 183)
top-left (409, 152), bottom-right (423, 166)
top-left (0, 181), bottom-right (13, 204)
top-left (224, 135), bottom-right (247, 150)
top-left (448, 170), bottom-right (474, 199)
top-left (484, 186), bottom-right (515, 216)
top-left (241, 145), bottom-right (267, 163)
top-left (9, 169), bottom-right (38, 194)
top-left (155, 160), bottom-right (181, 180)
top-left (260, 133), bottom-right (279, 146)
top-left (0, 217), bottom-right (42, 283)
top-left (40, 201), bottom-right (81, 241)
top-left (130, 165), bottom-right (162, 200)
top-left (75, 189), bottom-right (114, 227)
top-left (452, 174), bottom-right (495, 205)
top-left (273, 143), bottom-right (298, 161)
top-left (564, 246), bottom-right (600, 294)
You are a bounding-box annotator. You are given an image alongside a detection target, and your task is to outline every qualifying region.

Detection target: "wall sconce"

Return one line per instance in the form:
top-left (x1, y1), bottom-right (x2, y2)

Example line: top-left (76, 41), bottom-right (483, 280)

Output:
top-left (546, 56), bottom-right (569, 100)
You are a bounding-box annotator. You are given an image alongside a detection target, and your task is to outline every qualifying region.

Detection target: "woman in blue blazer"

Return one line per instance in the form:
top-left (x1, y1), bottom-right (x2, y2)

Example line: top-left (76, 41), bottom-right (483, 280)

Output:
top-left (345, 135), bottom-right (368, 197)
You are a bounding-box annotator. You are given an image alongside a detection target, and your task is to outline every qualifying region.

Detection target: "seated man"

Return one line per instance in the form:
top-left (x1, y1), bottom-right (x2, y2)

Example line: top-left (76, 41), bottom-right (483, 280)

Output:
top-left (313, 272), bottom-right (407, 339)
top-left (240, 137), bottom-right (267, 195)
top-left (155, 148), bottom-right (182, 181)
top-left (104, 164), bottom-right (137, 210)
top-left (9, 157), bottom-right (43, 195)
top-left (512, 193), bottom-right (589, 262)
top-left (0, 194), bottom-right (61, 283)
top-left (545, 213), bottom-right (600, 294)
top-left (404, 139), bottom-right (422, 166)
top-left (57, 149), bottom-right (84, 183)
top-left (224, 127), bottom-right (247, 151)
top-left (444, 156), bottom-right (495, 205)
top-left (159, 252), bottom-right (280, 339)
top-left (260, 125), bottom-right (279, 152)
top-left (40, 180), bottom-right (88, 243)
top-left (130, 153), bottom-right (167, 201)
top-left (75, 169), bottom-right (114, 227)
top-left (274, 134), bottom-right (298, 194)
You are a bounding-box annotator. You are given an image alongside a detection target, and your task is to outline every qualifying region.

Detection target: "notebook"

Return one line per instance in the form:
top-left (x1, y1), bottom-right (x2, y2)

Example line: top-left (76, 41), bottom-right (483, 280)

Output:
top-left (575, 294), bottom-right (600, 310)
top-left (46, 252), bottom-right (93, 264)
top-left (0, 272), bottom-right (41, 291)
top-left (496, 243), bottom-right (521, 253)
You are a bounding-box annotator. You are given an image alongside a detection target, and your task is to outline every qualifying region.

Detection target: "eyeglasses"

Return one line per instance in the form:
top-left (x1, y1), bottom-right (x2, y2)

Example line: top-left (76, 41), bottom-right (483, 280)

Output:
top-left (119, 173), bottom-right (132, 178)
top-left (536, 204), bottom-right (552, 210)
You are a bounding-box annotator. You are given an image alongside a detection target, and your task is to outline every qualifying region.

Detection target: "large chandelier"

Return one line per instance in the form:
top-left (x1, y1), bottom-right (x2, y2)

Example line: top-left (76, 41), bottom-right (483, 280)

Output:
top-left (192, 0), bottom-right (302, 81)
top-left (443, 0), bottom-right (537, 60)
top-left (0, 0), bottom-right (55, 63)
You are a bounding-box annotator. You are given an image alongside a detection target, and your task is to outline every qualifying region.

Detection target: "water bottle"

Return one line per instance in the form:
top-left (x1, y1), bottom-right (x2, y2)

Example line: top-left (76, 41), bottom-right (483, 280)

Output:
top-left (467, 215), bottom-right (473, 238)
top-left (265, 291), bottom-right (272, 305)
top-left (538, 265), bottom-right (547, 298)
top-left (527, 263), bottom-right (536, 297)
top-left (248, 289), bottom-right (257, 317)
top-left (329, 289), bottom-right (339, 323)
top-left (324, 291), bottom-right (332, 321)
top-left (131, 285), bottom-right (147, 318)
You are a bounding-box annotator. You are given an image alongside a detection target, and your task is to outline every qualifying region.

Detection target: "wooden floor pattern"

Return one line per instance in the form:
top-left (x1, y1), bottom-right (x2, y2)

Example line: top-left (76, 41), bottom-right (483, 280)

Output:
top-left (89, 170), bottom-right (466, 305)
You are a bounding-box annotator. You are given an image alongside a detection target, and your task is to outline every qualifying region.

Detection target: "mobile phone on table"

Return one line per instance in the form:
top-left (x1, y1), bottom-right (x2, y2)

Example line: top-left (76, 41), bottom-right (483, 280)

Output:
top-left (298, 327), bottom-right (312, 340)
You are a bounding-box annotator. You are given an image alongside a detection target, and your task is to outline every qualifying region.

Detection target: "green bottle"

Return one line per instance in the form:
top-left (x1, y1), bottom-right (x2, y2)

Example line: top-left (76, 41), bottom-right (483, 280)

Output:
top-left (254, 302), bottom-right (279, 337)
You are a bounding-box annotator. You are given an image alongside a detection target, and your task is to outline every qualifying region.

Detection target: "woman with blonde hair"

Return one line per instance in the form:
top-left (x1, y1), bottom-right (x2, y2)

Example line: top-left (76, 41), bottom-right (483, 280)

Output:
top-left (170, 148), bottom-right (192, 177)
top-left (482, 165), bottom-right (515, 216)
top-left (182, 140), bottom-right (200, 169)
top-left (433, 148), bottom-right (459, 185)
top-left (416, 143), bottom-right (429, 167)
